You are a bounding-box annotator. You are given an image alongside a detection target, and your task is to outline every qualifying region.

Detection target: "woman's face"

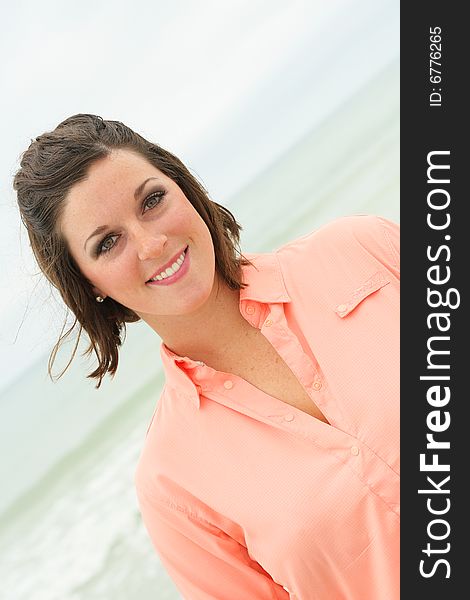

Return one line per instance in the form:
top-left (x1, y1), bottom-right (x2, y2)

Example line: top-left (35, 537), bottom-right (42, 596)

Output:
top-left (59, 149), bottom-right (216, 319)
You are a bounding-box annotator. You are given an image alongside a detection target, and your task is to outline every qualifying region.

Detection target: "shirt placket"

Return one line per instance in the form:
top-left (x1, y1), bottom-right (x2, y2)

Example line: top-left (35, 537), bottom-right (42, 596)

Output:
top-left (192, 299), bottom-right (400, 517)
top-left (194, 365), bottom-right (399, 517)
top-left (241, 299), bottom-right (342, 430)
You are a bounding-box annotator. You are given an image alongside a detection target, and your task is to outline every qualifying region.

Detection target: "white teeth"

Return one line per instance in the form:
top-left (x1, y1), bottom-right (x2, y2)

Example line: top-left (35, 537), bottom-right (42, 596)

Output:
top-left (148, 249), bottom-right (186, 282)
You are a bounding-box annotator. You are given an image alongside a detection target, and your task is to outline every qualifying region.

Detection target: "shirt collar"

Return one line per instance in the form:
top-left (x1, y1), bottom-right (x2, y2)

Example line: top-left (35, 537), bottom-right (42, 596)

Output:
top-left (160, 251), bottom-right (291, 408)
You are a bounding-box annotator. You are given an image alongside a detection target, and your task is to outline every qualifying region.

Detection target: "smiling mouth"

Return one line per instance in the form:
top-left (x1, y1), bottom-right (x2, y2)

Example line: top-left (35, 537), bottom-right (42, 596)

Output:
top-left (146, 247), bottom-right (188, 282)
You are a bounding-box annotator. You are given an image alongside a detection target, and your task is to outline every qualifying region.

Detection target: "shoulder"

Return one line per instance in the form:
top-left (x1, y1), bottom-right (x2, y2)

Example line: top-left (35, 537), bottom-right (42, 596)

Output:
top-left (276, 214), bottom-right (399, 280)
top-left (134, 382), bottom-right (204, 510)
top-left (133, 384), bottom-right (181, 502)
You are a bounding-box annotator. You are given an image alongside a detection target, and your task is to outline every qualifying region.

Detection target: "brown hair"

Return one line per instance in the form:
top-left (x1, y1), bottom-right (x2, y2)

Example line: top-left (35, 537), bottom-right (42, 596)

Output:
top-left (14, 114), bottom-right (251, 389)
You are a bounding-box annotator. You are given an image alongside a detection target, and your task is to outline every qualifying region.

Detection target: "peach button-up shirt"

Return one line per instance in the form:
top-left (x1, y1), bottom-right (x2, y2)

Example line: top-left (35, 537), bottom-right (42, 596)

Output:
top-left (135, 214), bottom-right (400, 600)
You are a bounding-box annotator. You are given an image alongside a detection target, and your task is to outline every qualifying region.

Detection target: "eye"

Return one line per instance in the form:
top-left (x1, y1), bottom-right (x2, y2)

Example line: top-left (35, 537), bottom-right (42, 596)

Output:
top-left (96, 234), bottom-right (119, 256)
top-left (95, 190), bottom-right (166, 256)
top-left (143, 190), bottom-right (165, 211)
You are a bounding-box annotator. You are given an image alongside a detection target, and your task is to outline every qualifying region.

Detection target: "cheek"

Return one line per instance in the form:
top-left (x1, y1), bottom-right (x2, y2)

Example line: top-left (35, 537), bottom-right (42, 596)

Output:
top-left (174, 207), bottom-right (215, 258)
top-left (85, 260), bottom-right (131, 293)
top-left (164, 202), bottom-right (194, 232)
top-left (191, 213), bottom-right (214, 250)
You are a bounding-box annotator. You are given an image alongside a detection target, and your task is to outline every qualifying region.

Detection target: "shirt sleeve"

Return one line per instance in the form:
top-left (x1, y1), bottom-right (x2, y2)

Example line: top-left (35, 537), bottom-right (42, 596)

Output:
top-left (135, 485), bottom-right (289, 600)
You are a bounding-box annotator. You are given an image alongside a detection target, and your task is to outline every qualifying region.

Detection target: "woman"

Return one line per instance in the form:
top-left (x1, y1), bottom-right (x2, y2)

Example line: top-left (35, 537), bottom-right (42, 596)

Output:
top-left (14, 114), bottom-right (400, 599)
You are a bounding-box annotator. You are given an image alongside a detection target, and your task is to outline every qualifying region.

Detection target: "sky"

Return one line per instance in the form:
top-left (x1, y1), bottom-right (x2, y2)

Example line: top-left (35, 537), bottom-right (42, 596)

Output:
top-left (0, 0), bottom-right (399, 394)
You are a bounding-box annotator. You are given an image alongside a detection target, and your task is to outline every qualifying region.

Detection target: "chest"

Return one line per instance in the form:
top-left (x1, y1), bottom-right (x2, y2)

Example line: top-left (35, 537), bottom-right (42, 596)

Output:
top-left (208, 332), bottom-right (330, 425)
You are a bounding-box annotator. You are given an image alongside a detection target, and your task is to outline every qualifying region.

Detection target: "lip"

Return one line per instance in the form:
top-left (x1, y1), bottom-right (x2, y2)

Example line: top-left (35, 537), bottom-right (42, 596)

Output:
top-left (145, 246), bottom-right (189, 286)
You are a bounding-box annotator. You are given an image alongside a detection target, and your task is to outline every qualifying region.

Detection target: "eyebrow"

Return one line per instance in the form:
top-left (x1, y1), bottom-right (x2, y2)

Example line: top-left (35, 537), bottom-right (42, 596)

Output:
top-left (83, 177), bottom-right (161, 251)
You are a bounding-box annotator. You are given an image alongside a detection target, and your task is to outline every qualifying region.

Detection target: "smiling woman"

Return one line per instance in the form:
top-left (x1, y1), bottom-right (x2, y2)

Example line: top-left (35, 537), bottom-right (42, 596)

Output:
top-left (58, 148), bottom-right (223, 324)
top-left (14, 114), bottom-right (253, 389)
top-left (14, 113), bottom-right (400, 599)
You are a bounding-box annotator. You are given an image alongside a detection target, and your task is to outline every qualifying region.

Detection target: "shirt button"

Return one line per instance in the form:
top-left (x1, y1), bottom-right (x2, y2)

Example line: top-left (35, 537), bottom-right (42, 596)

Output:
top-left (337, 303), bottom-right (348, 313)
top-left (264, 319), bottom-right (273, 327)
top-left (313, 381), bottom-right (322, 391)
top-left (284, 413), bottom-right (295, 422)
top-left (350, 446), bottom-right (360, 456)
top-left (224, 380), bottom-right (234, 390)
top-left (246, 305), bottom-right (255, 315)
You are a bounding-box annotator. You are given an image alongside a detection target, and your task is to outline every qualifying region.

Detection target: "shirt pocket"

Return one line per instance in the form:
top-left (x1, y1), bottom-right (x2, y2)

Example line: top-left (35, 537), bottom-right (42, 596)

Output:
top-left (333, 270), bottom-right (391, 318)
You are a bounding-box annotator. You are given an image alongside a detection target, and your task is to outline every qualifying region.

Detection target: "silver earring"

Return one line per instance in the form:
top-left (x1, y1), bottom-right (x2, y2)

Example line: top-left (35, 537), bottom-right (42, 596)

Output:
top-left (96, 296), bottom-right (104, 303)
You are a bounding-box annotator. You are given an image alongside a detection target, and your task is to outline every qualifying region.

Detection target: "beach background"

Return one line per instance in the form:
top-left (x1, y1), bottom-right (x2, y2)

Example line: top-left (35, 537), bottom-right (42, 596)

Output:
top-left (0, 1), bottom-right (399, 598)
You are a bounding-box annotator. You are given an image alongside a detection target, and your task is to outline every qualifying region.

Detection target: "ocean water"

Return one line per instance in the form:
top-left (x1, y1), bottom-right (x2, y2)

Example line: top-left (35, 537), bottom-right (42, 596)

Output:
top-left (0, 62), bottom-right (399, 600)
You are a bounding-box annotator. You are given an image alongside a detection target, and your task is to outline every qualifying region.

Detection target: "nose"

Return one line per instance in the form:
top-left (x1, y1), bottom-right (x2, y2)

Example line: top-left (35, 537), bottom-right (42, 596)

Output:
top-left (135, 228), bottom-right (168, 262)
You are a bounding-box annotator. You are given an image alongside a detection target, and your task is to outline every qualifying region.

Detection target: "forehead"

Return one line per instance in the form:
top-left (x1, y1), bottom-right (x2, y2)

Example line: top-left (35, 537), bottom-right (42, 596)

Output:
top-left (78, 149), bottom-right (163, 192)
top-left (64, 149), bottom-right (167, 209)
top-left (60, 149), bottom-right (167, 241)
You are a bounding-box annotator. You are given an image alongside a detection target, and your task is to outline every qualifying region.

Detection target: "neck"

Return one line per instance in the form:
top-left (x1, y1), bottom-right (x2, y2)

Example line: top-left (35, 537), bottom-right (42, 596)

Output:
top-left (138, 274), bottom-right (251, 363)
